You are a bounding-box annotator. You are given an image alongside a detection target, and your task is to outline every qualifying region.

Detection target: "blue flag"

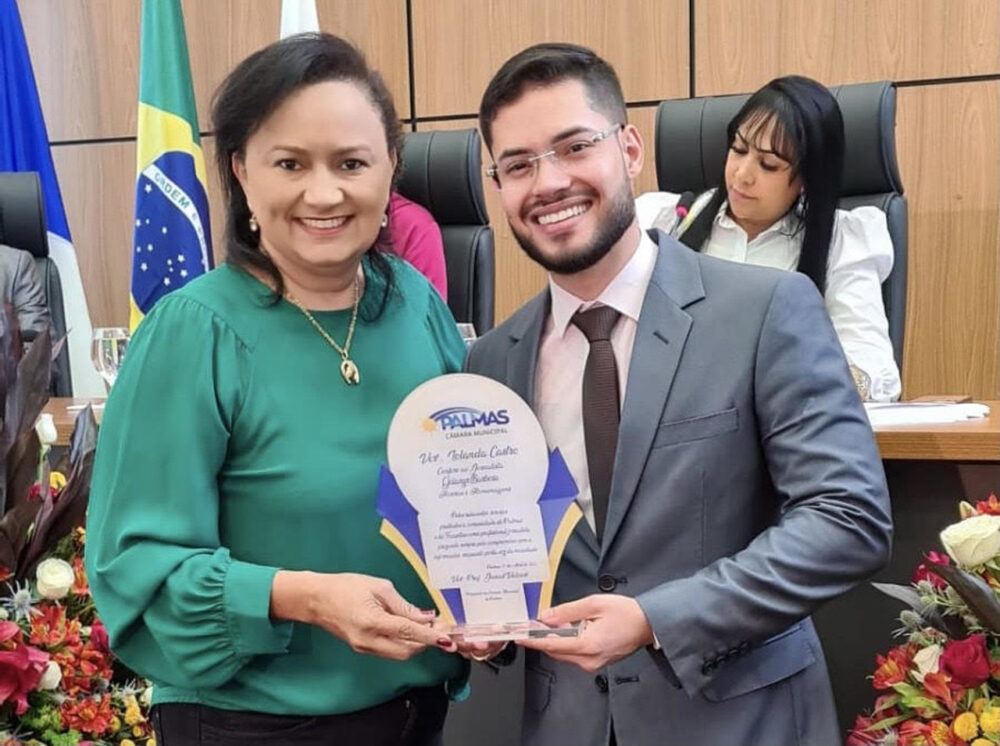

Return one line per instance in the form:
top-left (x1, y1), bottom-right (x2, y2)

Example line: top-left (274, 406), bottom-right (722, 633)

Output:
top-left (0, 0), bottom-right (104, 395)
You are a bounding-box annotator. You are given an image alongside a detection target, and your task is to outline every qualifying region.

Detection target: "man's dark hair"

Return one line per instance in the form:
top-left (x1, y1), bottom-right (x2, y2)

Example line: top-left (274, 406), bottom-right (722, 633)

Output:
top-left (478, 43), bottom-right (627, 152)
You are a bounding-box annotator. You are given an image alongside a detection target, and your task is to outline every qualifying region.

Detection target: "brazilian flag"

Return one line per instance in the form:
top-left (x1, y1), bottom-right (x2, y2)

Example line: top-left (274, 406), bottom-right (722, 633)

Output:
top-left (130, 0), bottom-right (212, 331)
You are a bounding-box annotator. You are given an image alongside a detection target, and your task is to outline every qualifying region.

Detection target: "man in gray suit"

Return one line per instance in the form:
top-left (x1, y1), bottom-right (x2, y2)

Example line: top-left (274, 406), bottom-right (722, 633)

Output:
top-left (0, 243), bottom-right (49, 340)
top-left (465, 43), bottom-right (892, 746)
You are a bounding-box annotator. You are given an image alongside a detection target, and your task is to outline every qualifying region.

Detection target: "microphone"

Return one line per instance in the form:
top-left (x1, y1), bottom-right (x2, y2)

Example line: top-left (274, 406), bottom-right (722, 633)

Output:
top-left (675, 191), bottom-right (696, 220)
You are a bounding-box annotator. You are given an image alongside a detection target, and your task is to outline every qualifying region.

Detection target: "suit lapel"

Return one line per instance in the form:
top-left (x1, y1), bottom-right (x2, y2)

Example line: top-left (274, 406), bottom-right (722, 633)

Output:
top-left (601, 233), bottom-right (706, 555)
top-left (503, 290), bottom-right (548, 406)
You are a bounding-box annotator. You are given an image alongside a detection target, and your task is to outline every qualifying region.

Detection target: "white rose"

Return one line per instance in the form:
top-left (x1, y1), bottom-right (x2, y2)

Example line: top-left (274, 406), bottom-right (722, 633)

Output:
top-left (940, 514), bottom-right (1000, 568)
top-left (34, 413), bottom-right (57, 446)
top-left (37, 660), bottom-right (62, 690)
top-left (911, 644), bottom-right (941, 682)
top-left (35, 558), bottom-right (75, 600)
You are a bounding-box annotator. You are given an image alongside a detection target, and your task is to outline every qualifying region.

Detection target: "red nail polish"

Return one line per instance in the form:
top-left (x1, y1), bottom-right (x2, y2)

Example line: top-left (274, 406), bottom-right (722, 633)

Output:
top-left (437, 637), bottom-right (453, 648)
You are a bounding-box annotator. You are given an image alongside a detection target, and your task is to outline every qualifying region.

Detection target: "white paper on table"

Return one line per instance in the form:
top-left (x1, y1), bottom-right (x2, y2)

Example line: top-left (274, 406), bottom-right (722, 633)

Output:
top-left (864, 402), bottom-right (991, 427)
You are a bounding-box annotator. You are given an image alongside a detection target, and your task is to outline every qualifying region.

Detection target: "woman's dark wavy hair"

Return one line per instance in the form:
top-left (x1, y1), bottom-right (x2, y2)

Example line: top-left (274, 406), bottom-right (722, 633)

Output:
top-left (680, 75), bottom-right (844, 292)
top-left (211, 32), bottom-right (402, 317)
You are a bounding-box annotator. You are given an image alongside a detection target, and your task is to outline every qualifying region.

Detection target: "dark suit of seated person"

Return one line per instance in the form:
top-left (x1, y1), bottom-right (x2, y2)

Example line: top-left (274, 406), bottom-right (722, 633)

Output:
top-left (636, 75), bottom-right (900, 402)
top-left (0, 243), bottom-right (50, 342)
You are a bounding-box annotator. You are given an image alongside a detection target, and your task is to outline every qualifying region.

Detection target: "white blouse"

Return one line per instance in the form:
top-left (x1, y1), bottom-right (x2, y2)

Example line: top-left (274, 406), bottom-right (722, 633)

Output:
top-left (635, 190), bottom-right (901, 401)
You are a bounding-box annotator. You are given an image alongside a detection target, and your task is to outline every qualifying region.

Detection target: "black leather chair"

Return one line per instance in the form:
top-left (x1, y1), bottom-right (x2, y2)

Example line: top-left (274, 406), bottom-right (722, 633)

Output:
top-left (397, 129), bottom-right (495, 334)
top-left (653, 81), bottom-right (907, 370)
top-left (0, 171), bottom-right (73, 395)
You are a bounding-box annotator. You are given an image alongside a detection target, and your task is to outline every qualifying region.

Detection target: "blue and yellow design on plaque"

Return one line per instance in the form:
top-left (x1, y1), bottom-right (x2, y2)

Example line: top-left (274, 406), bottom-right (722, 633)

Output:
top-left (377, 374), bottom-right (580, 639)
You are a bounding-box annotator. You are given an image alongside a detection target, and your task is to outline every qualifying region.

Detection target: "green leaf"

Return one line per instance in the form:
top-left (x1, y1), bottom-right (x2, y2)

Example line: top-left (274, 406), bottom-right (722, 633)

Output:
top-left (866, 713), bottom-right (911, 731)
top-left (873, 693), bottom-right (902, 713)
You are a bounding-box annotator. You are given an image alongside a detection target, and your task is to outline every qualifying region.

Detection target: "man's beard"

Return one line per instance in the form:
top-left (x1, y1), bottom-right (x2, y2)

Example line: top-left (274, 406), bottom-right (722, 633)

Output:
top-left (509, 180), bottom-right (636, 275)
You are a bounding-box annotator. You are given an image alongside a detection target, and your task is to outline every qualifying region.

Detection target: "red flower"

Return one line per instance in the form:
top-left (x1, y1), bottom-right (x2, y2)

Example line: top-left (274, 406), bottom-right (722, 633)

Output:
top-left (89, 621), bottom-right (109, 655)
top-left (940, 634), bottom-right (991, 688)
top-left (27, 482), bottom-right (59, 501)
top-left (921, 671), bottom-right (957, 711)
top-left (873, 644), bottom-right (915, 690)
top-left (897, 719), bottom-right (931, 746)
top-left (976, 494), bottom-right (1000, 515)
top-left (913, 551), bottom-right (951, 589)
top-left (0, 567), bottom-right (10, 583)
top-left (846, 715), bottom-right (884, 746)
top-left (29, 603), bottom-right (81, 648)
top-left (0, 620), bottom-right (50, 715)
top-left (59, 692), bottom-right (115, 736)
top-left (928, 719), bottom-right (965, 745)
top-left (55, 638), bottom-right (113, 697)
top-left (71, 555), bottom-right (90, 596)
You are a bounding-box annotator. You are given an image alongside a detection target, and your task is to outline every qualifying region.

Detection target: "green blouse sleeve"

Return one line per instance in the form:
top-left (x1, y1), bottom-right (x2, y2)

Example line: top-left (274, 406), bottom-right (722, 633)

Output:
top-left (424, 281), bottom-right (466, 374)
top-left (85, 294), bottom-right (292, 689)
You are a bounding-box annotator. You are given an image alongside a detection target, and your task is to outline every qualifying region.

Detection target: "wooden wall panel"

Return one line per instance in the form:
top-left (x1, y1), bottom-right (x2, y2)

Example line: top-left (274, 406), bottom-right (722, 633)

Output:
top-left (19, 0), bottom-right (410, 143)
top-left (50, 142), bottom-right (135, 328)
top-left (19, 0), bottom-right (141, 141)
top-left (418, 106), bottom-right (660, 323)
top-left (694, 0), bottom-right (1000, 96)
top-left (630, 106), bottom-right (659, 197)
top-left (411, 0), bottom-right (689, 118)
top-left (896, 82), bottom-right (1000, 400)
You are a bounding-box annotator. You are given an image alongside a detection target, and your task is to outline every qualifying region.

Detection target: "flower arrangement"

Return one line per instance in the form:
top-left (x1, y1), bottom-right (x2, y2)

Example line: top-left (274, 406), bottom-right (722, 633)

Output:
top-left (850, 494), bottom-right (1000, 746)
top-left (0, 310), bottom-right (153, 745)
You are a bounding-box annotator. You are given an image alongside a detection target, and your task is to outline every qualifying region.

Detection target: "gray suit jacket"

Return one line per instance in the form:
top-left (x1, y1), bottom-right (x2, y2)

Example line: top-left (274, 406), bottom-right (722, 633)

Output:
top-left (464, 232), bottom-right (892, 746)
top-left (0, 243), bottom-right (49, 340)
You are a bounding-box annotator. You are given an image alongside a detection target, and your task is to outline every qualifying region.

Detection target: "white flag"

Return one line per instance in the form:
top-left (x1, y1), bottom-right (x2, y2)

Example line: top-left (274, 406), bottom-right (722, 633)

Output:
top-left (280, 0), bottom-right (319, 38)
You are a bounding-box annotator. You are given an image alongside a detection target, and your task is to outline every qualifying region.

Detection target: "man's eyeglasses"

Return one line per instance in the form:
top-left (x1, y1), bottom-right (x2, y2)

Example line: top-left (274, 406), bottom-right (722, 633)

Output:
top-left (486, 124), bottom-right (624, 187)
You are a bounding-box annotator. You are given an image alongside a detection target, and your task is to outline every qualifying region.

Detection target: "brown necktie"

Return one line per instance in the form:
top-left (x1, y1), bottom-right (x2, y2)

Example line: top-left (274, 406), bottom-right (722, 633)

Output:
top-left (572, 305), bottom-right (622, 543)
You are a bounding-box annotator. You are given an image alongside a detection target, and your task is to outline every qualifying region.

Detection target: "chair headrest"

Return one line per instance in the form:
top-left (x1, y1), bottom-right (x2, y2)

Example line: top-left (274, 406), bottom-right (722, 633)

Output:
top-left (398, 129), bottom-right (489, 226)
top-left (0, 172), bottom-right (49, 258)
top-left (654, 80), bottom-right (902, 198)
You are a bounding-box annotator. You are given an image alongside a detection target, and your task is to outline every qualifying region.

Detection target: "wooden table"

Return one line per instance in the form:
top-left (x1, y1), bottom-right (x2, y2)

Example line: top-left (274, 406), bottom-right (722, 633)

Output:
top-left (873, 400), bottom-right (1000, 461)
top-left (41, 397), bottom-right (105, 446)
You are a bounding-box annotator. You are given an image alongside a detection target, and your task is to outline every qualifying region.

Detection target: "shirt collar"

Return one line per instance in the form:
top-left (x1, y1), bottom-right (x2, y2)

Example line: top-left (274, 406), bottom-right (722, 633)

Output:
top-left (714, 198), bottom-right (801, 241)
top-left (547, 230), bottom-right (658, 338)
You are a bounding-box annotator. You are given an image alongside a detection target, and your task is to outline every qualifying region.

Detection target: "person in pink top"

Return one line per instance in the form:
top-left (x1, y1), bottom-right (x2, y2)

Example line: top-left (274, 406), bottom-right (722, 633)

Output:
top-left (387, 192), bottom-right (448, 299)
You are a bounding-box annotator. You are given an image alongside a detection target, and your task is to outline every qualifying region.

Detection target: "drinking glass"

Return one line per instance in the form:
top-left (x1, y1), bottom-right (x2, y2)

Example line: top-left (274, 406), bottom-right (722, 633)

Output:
top-left (91, 327), bottom-right (130, 391)
top-left (456, 323), bottom-right (478, 349)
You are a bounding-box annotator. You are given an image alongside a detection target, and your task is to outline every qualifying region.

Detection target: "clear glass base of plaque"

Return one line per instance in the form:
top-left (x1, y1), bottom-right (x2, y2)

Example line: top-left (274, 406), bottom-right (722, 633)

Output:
top-left (448, 620), bottom-right (586, 642)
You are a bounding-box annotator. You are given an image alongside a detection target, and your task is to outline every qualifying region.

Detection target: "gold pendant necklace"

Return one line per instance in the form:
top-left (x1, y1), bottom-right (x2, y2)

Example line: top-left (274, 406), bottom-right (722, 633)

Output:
top-left (286, 277), bottom-right (361, 385)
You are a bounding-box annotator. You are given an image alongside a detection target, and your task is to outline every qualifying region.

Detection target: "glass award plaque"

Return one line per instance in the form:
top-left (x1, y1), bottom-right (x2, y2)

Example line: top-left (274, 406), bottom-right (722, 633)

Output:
top-left (376, 373), bottom-right (583, 642)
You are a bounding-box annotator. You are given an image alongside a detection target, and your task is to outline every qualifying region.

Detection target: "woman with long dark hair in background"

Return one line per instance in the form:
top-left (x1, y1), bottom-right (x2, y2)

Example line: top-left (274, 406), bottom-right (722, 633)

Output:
top-left (637, 75), bottom-right (900, 401)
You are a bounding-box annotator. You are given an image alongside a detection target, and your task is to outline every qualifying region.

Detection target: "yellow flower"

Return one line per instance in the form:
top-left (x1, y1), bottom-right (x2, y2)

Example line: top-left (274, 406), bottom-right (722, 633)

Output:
top-left (955, 712), bottom-right (981, 742)
top-left (124, 695), bottom-right (143, 726)
top-left (121, 740), bottom-right (136, 746)
top-left (971, 739), bottom-right (996, 746)
top-left (975, 698), bottom-right (991, 716)
top-left (146, 737), bottom-right (156, 746)
top-left (983, 707), bottom-right (1000, 738)
top-left (49, 471), bottom-right (66, 491)
top-left (133, 725), bottom-right (144, 737)
top-left (110, 715), bottom-right (121, 733)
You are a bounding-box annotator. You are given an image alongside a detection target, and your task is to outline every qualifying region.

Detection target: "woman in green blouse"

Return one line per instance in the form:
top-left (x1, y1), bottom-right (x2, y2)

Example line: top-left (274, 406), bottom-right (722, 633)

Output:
top-left (86, 33), bottom-right (466, 745)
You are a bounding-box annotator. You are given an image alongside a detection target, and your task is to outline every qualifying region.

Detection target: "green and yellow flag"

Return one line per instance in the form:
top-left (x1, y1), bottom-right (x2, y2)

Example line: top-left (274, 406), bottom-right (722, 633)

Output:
top-left (130, 0), bottom-right (212, 331)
